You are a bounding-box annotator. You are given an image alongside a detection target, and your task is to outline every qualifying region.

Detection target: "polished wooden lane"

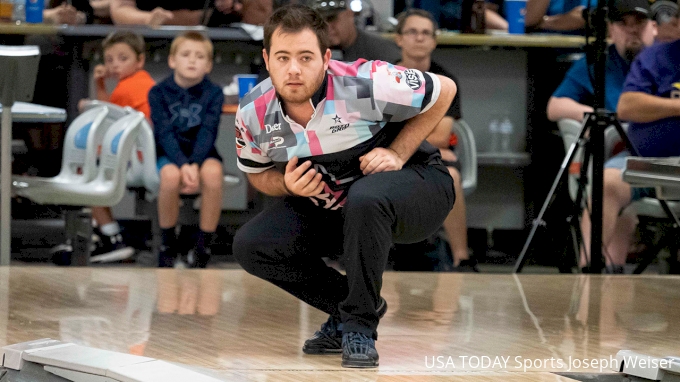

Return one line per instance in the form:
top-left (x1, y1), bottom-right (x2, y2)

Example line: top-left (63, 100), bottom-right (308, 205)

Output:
top-left (1, 268), bottom-right (679, 380)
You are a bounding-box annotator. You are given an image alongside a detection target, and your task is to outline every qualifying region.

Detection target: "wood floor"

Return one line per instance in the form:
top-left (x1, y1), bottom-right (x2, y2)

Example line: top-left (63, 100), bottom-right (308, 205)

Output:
top-left (1, 267), bottom-right (679, 381)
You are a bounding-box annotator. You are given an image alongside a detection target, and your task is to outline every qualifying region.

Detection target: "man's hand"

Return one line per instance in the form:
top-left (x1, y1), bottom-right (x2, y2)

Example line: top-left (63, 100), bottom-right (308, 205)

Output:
top-left (215, 0), bottom-right (242, 14)
top-left (180, 163), bottom-right (200, 194)
top-left (284, 157), bottom-right (325, 197)
top-left (93, 64), bottom-right (108, 82)
top-left (359, 147), bottom-right (404, 175)
top-left (44, 4), bottom-right (81, 24)
top-left (147, 7), bottom-right (173, 27)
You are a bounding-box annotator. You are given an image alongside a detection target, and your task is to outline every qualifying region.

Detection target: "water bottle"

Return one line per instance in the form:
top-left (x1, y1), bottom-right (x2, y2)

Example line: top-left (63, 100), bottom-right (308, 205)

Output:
top-left (11, 0), bottom-right (24, 22)
top-left (25, 0), bottom-right (44, 23)
top-left (488, 119), bottom-right (500, 152)
top-left (499, 117), bottom-right (514, 152)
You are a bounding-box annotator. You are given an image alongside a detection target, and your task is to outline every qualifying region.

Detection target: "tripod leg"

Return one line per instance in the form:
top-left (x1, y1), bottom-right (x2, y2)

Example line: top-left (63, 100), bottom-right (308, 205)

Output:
top-left (514, 121), bottom-right (591, 273)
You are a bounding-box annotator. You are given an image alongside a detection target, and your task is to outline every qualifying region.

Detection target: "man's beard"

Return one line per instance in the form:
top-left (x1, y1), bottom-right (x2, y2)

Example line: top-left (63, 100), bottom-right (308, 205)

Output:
top-left (624, 40), bottom-right (643, 62)
top-left (277, 70), bottom-right (325, 105)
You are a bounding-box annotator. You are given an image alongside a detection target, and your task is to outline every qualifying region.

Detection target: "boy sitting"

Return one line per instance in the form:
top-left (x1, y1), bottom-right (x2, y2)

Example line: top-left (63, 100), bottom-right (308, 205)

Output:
top-left (67, 30), bottom-right (156, 264)
top-left (148, 32), bottom-right (225, 268)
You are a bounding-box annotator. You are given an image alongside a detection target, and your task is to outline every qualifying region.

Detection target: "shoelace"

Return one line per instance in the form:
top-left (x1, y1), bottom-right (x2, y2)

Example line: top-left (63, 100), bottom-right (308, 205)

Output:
top-left (318, 316), bottom-right (340, 337)
top-left (344, 332), bottom-right (374, 355)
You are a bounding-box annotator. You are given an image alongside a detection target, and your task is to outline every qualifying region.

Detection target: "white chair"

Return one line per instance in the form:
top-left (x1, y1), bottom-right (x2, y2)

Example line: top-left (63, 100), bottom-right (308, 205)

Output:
top-left (126, 119), bottom-right (160, 197)
top-left (15, 112), bottom-right (145, 206)
top-left (453, 119), bottom-right (478, 196)
top-left (12, 106), bottom-right (111, 190)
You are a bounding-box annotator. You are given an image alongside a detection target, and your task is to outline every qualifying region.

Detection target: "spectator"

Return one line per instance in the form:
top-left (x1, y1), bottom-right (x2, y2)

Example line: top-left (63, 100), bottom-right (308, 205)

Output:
top-left (547, 0), bottom-right (656, 272)
top-left (614, 31), bottom-right (680, 271)
top-left (149, 32), bottom-right (225, 268)
top-left (525, 0), bottom-right (595, 32)
top-left (110, 0), bottom-right (243, 26)
top-left (395, 9), bottom-right (478, 271)
top-left (74, 31), bottom-right (155, 264)
top-left (310, 0), bottom-right (401, 62)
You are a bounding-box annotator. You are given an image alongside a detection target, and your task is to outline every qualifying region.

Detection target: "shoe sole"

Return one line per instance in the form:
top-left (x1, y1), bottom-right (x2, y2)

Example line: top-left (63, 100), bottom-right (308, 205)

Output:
top-left (341, 358), bottom-right (379, 368)
top-left (90, 247), bottom-right (136, 263)
top-left (302, 346), bottom-right (342, 355)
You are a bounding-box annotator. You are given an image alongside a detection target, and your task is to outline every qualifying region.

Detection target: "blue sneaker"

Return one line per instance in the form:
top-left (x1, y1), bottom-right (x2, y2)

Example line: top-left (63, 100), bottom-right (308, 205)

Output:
top-left (341, 332), bottom-right (379, 368)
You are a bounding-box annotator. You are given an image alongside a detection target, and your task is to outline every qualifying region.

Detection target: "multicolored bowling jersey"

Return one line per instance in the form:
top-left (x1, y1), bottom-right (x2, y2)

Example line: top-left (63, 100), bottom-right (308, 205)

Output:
top-left (235, 59), bottom-right (443, 209)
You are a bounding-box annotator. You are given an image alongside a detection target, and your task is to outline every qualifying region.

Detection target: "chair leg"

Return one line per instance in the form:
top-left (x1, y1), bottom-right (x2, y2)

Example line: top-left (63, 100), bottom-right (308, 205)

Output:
top-left (67, 209), bottom-right (92, 267)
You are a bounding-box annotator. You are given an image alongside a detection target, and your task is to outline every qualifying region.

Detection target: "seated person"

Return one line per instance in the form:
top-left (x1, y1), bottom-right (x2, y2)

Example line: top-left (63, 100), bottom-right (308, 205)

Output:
top-left (547, 0), bottom-right (655, 272)
top-left (76, 31), bottom-right (155, 263)
top-left (395, 9), bottom-right (477, 271)
top-left (310, 0), bottom-right (401, 62)
top-left (525, 0), bottom-right (595, 32)
top-left (44, 0), bottom-right (93, 24)
top-left (615, 34), bottom-right (680, 270)
top-left (402, 0), bottom-right (508, 31)
top-left (110, 0), bottom-right (243, 26)
top-left (149, 32), bottom-right (225, 268)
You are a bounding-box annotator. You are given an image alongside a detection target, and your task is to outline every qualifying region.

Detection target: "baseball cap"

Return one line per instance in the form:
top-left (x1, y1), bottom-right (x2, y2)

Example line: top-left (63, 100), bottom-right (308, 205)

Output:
top-left (609, 0), bottom-right (652, 21)
top-left (309, 0), bottom-right (347, 19)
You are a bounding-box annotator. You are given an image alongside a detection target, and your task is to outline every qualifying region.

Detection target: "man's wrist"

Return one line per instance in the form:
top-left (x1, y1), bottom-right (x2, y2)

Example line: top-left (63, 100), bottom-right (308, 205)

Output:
top-left (282, 180), bottom-right (294, 196)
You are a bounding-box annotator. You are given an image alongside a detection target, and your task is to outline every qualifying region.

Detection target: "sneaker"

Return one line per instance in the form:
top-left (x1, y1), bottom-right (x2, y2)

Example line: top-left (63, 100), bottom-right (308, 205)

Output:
top-left (188, 247), bottom-right (211, 269)
top-left (302, 297), bottom-right (387, 355)
top-left (158, 245), bottom-right (177, 268)
top-left (453, 258), bottom-right (480, 273)
top-left (50, 241), bottom-right (73, 266)
top-left (341, 332), bottom-right (379, 368)
top-left (90, 234), bottom-right (135, 263)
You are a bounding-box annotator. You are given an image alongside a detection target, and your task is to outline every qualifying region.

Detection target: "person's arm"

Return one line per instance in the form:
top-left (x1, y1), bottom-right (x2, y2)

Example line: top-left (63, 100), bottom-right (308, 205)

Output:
top-left (388, 75), bottom-right (456, 164)
top-left (167, 9), bottom-right (203, 25)
top-left (246, 169), bottom-right (288, 196)
top-left (525, 0), bottom-right (551, 27)
top-left (547, 96), bottom-right (593, 122)
top-left (485, 9), bottom-right (508, 31)
top-left (110, 0), bottom-right (173, 25)
top-left (90, 0), bottom-right (111, 18)
top-left (535, 6), bottom-right (585, 31)
top-left (189, 89), bottom-right (224, 164)
top-left (426, 116), bottom-right (455, 149)
top-left (617, 92), bottom-right (680, 122)
top-left (247, 157), bottom-right (325, 197)
top-left (149, 88), bottom-right (190, 166)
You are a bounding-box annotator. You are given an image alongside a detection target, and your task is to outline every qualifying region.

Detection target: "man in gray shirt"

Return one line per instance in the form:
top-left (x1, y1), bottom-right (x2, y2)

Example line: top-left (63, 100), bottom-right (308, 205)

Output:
top-left (310, 0), bottom-right (401, 62)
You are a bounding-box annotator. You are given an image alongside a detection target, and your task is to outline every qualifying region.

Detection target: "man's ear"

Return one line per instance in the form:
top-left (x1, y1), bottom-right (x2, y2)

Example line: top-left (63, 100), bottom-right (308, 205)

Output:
top-left (263, 48), bottom-right (270, 72)
top-left (168, 54), bottom-right (176, 69)
top-left (323, 48), bottom-right (331, 71)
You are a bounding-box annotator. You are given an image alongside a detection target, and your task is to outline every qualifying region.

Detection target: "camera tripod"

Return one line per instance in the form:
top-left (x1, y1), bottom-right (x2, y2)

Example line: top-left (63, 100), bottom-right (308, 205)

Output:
top-left (513, 109), bottom-right (639, 273)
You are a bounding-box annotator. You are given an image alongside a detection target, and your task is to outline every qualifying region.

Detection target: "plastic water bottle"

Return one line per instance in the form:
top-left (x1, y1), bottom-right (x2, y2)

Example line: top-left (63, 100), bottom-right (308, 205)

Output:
top-left (488, 119), bottom-right (500, 152)
top-left (499, 117), bottom-right (513, 152)
top-left (11, 0), bottom-right (24, 22)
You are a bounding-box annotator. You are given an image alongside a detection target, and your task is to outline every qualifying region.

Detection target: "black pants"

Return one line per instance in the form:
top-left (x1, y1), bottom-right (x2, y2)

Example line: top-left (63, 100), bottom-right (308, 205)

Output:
top-left (233, 163), bottom-right (454, 339)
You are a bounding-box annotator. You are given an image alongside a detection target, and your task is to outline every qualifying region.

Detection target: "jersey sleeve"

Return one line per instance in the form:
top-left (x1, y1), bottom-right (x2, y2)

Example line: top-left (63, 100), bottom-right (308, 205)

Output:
top-left (365, 60), bottom-right (442, 122)
top-left (234, 105), bottom-right (274, 173)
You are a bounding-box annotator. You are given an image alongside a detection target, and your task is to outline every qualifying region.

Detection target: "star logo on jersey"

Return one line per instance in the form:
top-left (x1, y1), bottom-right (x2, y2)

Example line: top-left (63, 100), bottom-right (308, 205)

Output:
top-left (332, 115), bottom-right (343, 123)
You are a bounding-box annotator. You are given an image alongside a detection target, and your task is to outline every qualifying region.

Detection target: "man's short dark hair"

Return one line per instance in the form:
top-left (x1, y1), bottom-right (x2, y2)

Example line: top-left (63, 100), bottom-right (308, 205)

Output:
top-left (395, 9), bottom-right (439, 34)
top-left (263, 4), bottom-right (330, 55)
top-left (102, 30), bottom-right (146, 57)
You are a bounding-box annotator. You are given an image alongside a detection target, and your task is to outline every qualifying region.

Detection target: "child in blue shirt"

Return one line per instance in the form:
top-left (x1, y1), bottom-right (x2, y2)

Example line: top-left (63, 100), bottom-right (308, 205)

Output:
top-left (148, 31), bottom-right (225, 268)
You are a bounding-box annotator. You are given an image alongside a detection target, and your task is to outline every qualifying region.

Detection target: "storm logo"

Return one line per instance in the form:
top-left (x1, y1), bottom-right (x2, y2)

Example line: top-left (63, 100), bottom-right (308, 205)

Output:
top-left (672, 83), bottom-right (680, 99)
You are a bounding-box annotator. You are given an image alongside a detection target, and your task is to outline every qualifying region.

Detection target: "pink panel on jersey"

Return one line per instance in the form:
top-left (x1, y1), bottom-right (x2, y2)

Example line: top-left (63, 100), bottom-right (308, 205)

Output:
top-left (255, 89), bottom-right (276, 130)
top-left (326, 74), bottom-right (335, 101)
top-left (307, 130), bottom-right (323, 155)
top-left (328, 60), bottom-right (363, 77)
